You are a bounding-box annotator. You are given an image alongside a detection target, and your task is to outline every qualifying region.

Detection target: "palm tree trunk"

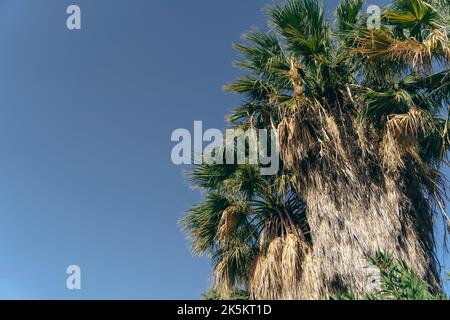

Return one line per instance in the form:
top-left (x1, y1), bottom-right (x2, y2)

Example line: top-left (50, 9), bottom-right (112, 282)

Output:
top-left (291, 123), bottom-right (440, 299)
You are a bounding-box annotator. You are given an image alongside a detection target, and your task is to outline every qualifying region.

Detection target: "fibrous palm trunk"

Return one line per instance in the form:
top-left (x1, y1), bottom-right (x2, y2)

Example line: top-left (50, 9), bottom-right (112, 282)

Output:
top-left (282, 114), bottom-right (440, 299)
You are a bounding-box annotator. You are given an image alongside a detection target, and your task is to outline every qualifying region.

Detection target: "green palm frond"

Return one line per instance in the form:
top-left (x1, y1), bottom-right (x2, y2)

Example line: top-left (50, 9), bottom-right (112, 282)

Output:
top-left (190, 163), bottom-right (239, 191)
top-left (225, 76), bottom-right (278, 100)
top-left (233, 30), bottom-right (289, 78)
top-left (402, 69), bottom-right (450, 106)
top-left (182, 192), bottom-right (231, 255)
top-left (268, 0), bottom-right (330, 59)
top-left (384, 0), bottom-right (442, 38)
top-left (337, 0), bottom-right (364, 34)
top-left (359, 88), bottom-right (413, 126)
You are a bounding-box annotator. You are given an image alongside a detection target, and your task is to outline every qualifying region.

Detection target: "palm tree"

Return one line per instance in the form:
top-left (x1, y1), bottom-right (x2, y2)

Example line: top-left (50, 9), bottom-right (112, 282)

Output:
top-left (182, 0), bottom-right (450, 299)
top-left (182, 162), bottom-right (311, 299)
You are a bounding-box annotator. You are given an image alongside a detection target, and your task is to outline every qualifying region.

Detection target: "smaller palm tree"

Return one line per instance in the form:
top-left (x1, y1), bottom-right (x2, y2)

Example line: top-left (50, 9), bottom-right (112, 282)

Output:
top-left (182, 158), bottom-right (310, 299)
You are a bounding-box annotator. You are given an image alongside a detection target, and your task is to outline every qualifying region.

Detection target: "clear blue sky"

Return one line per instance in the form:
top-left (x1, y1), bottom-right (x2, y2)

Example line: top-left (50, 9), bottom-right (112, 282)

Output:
top-left (0, 0), bottom-right (447, 299)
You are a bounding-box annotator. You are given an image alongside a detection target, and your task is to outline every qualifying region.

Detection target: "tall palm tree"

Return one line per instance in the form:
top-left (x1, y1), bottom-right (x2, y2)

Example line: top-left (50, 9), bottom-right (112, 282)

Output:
top-left (182, 0), bottom-right (450, 299)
